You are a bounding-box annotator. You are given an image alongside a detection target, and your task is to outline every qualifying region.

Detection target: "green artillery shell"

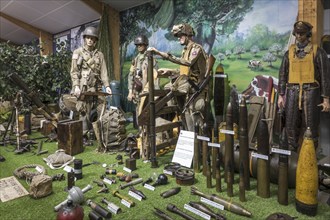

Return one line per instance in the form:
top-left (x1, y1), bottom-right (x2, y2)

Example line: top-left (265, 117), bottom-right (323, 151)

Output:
top-left (256, 112), bottom-right (270, 198)
top-left (239, 162), bottom-right (246, 202)
top-left (225, 102), bottom-right (234, 185)
top-left (188, 201), bottom-right (226, 220)
top-left (238, 95), bottom-right (250, 190)
top-left (191, 186), bottom-right (252, 217)
top-left (160, 187), bottom-right (181, 198)
top-left (278, 128), bottom-right (288, 205)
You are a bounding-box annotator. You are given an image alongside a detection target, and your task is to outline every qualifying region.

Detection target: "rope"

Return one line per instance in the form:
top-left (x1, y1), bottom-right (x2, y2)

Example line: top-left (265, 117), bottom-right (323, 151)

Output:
top-left (13, 164), bottom-right (46, 181)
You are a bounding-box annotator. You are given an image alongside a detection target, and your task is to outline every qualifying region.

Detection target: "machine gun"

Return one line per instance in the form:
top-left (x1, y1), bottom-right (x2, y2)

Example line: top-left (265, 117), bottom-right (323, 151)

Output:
top-left (182, 54), bottom-right (216, 113)
top-left (8, 73), bottom-right (58, 128)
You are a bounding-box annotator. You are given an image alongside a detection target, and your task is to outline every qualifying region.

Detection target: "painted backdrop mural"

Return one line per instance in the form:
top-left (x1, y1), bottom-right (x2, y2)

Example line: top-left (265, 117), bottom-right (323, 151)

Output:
top-left (119, 0), bottom-right (298, 111)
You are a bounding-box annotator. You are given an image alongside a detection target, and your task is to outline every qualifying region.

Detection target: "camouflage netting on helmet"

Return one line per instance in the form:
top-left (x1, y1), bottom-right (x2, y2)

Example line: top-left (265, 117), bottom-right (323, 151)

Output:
top-left (97, 107), bottom-right (127, 151)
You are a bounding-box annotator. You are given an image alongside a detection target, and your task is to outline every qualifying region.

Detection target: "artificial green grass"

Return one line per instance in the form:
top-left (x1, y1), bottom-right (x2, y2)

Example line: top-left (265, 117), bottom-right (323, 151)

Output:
top-left (1, 128), bottom-right (330, 220)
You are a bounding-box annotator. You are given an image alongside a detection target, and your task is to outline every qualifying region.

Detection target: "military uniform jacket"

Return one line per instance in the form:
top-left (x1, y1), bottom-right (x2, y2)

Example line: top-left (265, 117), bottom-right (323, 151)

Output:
top-left (128, 52), bottom-right (148, 91)
top-left (167, 40), bottom-right (208, 84)
top-left (70, 45), bottom-right (109, 90)
top-left (128, 52), bottom-right (159, 92)
top-left (278, 44), bottom-right (330, 98)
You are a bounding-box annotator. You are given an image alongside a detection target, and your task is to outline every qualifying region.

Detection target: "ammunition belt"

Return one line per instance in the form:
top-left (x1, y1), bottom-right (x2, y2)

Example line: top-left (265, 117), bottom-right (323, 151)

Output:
top-left (175, 168), bottom-right (195, 186)
top-left (13, 164), bottom-right (46, 181)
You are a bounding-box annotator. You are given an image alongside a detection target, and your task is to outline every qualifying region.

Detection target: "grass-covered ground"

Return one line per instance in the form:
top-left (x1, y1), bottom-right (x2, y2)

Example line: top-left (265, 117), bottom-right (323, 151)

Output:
top-left (1, 125), bottom-right (330, 220)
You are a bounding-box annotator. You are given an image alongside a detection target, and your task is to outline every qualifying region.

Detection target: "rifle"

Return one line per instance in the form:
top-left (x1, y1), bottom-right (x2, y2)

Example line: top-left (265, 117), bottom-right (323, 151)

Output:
top-left (8, 73), bottom-right (58, 128)
top-left (182, 54), bottom-right (216, 114)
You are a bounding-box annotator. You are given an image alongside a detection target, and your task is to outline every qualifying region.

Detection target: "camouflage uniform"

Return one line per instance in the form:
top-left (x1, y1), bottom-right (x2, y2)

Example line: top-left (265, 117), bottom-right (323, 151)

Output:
top-left (127, 36), bottom-right (159, 124)
top-left (70, 30), bottom-right (109, 131)
top-left (163, 24), bottom-right (208, 131)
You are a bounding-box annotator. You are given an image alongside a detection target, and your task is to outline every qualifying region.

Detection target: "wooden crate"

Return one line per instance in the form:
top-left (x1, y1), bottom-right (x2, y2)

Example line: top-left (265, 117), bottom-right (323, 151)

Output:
top-left (57, 120), bottom-right (83, 156)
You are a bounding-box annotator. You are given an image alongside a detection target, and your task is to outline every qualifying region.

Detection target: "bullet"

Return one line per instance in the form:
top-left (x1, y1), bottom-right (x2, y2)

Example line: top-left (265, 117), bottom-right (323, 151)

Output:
top-left (220, 145), bottom-right (298, 188)
top-left (188, 201), bottom-right (226, 220)
top-left (202, 123), bottom-right (209, 176)
top-left (226, 161), bottom-right (233, 197)
top-left (239, 95), bottom-right (250, 190)
top-left (119, 177), bottom-right (143, 189)
top-left (191, 186), bottom-right (252, 217)
top-left (278, 127), bottom-right (288, 205)
top-left (204, 124), bottom-right (212, 189)
top-left (239, 162), bottom-right (246, 202)
top-left (256, 112), bottom-right (270, 198)
top-left (212, 122), bottom-right (218, 179)
top-left (295, 128), bottom-right (318, 216)
top-left (129, 186), bottom-right (147, 199)
top-left (194, 123), bottom-right (200, 173)
top-left (230, 86), bottom-right (239, 126)
top-left (153, 207), bottom-right (174, 220)
top-left (214, 120), bottom-right (221, 192)
top-left (225, 102), bottom-right (234, 186)
top-left (167, 203), bottom-right (197, 220)
top-left (160, 187), bottom-right (181, 198)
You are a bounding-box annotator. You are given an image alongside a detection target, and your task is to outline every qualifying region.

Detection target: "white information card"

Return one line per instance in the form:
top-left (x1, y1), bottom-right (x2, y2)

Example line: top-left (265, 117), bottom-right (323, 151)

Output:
top-left (172, 130), bottom-right (194, 168)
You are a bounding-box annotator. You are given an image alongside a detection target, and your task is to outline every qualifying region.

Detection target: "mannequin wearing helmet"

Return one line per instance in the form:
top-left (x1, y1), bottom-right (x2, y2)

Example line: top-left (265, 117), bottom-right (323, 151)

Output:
top-left (278, 21), bottom-right (330, 151)
top-left (69, 26), bottom-right (111, 134)
top-left (127, 35), bottom-right (159, 127)
top-left (148, 23), bottom-right (208, 131)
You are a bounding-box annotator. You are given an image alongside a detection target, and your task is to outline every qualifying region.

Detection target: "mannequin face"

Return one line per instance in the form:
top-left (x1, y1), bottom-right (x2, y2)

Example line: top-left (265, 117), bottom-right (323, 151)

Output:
top-left (136, 44), bottom-right (147, 53)
top-left (295, 32), bottom-right (309, 44)
top-left (84, 36), bottom-right (97, 49)
top-left (178, 34), bottom-right (189, 46)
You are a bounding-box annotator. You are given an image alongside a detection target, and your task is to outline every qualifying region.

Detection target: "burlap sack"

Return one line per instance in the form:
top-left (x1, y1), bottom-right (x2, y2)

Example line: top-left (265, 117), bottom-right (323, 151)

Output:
top-left (30, 174), bottom-right (52, 199)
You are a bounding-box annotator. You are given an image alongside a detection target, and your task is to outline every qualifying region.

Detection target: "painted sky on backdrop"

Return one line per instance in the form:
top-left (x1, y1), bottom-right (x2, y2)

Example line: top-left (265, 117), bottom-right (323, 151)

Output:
top-left (237, 0), bottom-right (298, 34)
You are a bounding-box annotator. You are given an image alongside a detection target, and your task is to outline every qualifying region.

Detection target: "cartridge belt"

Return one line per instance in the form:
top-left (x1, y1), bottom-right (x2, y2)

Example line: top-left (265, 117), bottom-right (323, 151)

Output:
top-left (175, 168), bottom-right (195, 185)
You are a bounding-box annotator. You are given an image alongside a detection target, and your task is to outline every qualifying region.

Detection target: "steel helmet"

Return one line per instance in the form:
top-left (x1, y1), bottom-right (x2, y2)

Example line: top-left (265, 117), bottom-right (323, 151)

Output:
top-left (134, 35), bottom-right (149, 46)
top-left (171, 23), bottom-right (195, 37)
top-left (82, 26), bottom-right (98, 39)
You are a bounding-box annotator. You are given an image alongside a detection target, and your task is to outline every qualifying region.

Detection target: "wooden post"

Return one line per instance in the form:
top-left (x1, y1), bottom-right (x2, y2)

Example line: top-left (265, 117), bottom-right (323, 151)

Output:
top-left (298, 0), bottom-right (324, 45)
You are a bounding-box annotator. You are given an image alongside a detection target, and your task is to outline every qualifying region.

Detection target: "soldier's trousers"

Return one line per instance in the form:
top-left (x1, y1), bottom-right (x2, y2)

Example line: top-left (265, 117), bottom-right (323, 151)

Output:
top-left (285, 85), bottom-right (321, 151)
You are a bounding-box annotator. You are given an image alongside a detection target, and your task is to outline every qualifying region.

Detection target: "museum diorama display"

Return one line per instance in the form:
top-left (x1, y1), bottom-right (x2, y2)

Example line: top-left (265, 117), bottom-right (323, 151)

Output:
top-left (0, 0), bottom-right (330, 220)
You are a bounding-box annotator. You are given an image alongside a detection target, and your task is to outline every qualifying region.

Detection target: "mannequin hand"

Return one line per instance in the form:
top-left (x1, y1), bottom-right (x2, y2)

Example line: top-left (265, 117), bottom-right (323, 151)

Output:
top-left (105, 86), bottom-right (112, 95)
top-left (147, 47), bottom-right (158, 54)
top-left (157, 68), bottom-right (175, 77)
top-left (318, 97), bottom-right (330, 112)
top-left (73, 86), bottom-right (81, 97)
top-left (127, 91), bottom-right (133, 101)
top-left (277, 95), bottom-right (285, 109)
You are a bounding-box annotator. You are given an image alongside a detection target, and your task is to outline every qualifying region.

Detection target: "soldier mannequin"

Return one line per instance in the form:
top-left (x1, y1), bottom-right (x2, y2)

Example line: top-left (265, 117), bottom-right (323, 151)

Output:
top-left (70, 26), bottom-right (112, 133)
top-left (148, 23), bottom-right (208, 131)
top-left (278, 21), bottom-right (330, 151)
top-left (127, 35), bottom-right (159, 127)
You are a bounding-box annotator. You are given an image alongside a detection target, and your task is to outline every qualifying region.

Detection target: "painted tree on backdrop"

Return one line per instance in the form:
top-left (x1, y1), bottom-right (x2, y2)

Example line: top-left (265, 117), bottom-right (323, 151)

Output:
top-left (120, 0), bottom-right (254, 58)
top-left (153, 0), bottom-right (255, 54)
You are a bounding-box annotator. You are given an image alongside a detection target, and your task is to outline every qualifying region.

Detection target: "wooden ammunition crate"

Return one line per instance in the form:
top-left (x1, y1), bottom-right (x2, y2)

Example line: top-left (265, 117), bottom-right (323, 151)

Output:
top-left (57, 120), bottom-right (83, 156)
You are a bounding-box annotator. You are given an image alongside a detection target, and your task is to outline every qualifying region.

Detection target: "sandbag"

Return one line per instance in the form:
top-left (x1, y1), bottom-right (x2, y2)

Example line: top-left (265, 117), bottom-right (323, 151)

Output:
top-left (30, 174), bottom-right (52, 199)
